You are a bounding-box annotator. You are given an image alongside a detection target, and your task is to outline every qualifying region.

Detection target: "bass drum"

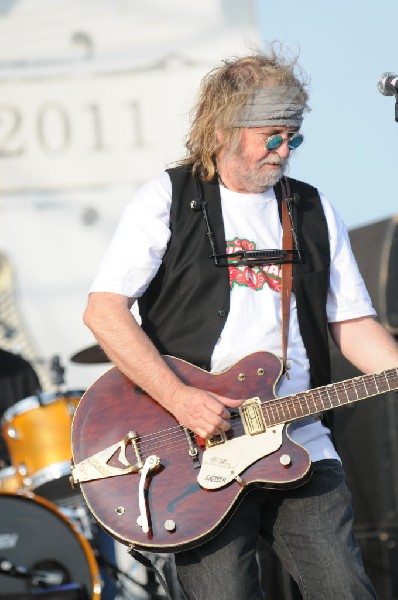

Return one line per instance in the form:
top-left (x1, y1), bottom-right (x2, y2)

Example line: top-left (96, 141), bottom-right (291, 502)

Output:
top-left (0, 493), bottom-right (101, 599)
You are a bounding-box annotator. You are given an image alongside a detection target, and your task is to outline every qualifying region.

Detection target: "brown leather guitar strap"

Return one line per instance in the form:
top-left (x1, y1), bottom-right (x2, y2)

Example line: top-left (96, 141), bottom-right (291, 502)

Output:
top-left (280, 178), bottom-right (293, 379)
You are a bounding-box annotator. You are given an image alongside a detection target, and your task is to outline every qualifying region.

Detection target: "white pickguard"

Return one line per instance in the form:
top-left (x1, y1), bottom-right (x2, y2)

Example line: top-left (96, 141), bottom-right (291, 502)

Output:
top-left (197, 423), bottom-right (284, 489)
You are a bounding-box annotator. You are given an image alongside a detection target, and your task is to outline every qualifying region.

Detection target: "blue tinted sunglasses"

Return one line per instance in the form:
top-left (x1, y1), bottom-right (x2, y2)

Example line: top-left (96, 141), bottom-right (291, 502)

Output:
top-left (250, 130), bottom-right (304, 151)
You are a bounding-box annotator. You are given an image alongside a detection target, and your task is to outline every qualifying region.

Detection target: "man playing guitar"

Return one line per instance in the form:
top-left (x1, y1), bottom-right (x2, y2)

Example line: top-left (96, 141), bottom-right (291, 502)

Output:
top-left (82, 46), bottom-right (398, 599)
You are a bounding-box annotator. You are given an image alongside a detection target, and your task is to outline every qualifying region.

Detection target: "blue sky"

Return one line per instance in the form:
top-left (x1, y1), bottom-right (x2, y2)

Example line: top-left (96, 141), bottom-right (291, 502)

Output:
top-left (254, 0), bottom-right (397, 229)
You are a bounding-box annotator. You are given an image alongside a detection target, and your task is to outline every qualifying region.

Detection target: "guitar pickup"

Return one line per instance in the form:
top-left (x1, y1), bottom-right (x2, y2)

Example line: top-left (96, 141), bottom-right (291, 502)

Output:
top-left (205, 432), bottom-right (227, 448)
top-left (239, 397), bottom-right (266, 435)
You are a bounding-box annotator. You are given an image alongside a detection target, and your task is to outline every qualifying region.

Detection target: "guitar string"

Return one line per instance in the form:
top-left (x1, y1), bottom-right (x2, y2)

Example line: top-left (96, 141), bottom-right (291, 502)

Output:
top-left (135, 369), bottom-right (398, 446)
top-left (134, 368), bottom-right (398, 444)
top-left (133, 377), bottom-right (396, 458)
top-left (122, 370), bottom-right (398, 458)
top-left (122, 408), bottom-right (248, 457)
top-left (133, 373), bottom-right (398, 460)
top-left (137, 419), bottom-right (246, 458)
top-left (260, 371), bottom-right (398, 426)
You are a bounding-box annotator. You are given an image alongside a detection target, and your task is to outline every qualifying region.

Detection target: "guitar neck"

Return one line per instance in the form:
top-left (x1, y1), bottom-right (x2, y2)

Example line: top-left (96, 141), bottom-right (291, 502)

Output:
top-left (263, 368), bottom-right (398, 427)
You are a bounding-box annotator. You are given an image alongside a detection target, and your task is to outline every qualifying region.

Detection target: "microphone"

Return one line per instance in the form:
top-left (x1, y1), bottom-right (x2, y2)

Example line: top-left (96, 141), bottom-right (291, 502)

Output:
top-left (287, 193), bottom-right (300, 206)
top-left (377, 72), bottom-right (398, 96)
top-left (190, 199), bottom-right (202, 211)
top-left (0, 558), bottom-right (30, 579)
top-left (31, 568), bottom-right (65, 587)
top-left (0, 558), bottom-right (65, 586)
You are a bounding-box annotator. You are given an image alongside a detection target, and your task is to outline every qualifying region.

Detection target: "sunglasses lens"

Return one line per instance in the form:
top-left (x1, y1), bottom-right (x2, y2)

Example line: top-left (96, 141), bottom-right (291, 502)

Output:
top-left (288, 133), bottom-right (304, 149)
top-left (266, 135), bottom-right (284, 151)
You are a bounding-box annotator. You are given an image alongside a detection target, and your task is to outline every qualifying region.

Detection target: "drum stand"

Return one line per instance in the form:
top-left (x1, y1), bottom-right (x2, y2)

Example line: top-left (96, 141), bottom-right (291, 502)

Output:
top-left (93, 547), bottom-right (181, 600)
top-left (87, 523), bottom-right (180, 600)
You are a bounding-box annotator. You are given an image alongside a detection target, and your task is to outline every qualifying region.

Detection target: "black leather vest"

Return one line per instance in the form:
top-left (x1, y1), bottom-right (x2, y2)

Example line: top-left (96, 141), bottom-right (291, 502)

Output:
top-left (138, 166), bottom-right (332, 388)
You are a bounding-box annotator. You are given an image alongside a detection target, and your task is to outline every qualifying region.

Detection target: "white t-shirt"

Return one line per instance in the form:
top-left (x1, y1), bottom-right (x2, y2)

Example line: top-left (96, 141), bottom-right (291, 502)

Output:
top-left (91, 172), bottom-right (376, 462)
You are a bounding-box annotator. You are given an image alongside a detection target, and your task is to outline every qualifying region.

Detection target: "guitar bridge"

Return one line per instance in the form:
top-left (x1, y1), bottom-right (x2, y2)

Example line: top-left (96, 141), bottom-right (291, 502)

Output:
top-left (239, 397), bottom-right (266, 435)
top-left (71, 431), bottom-right (142, 485)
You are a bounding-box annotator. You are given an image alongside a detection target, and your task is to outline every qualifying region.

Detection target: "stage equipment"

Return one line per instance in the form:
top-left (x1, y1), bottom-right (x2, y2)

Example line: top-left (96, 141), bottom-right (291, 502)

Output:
top-left (331, 347), bottom-right (398, 530)
top-left (348, 216), bottom-right (398, 335)
top-left (1, 390), bottom-right (84, 502)
top-left (377, 72), bottom-right (398, 96)
top-left (71, 345), bottom-right (110, 364)
top-left (378, 73), bottom-right (398, 121)
top-left (354, 530), bottom-right (398, 600)
top-left (329, 215), bottom-right (398, 598)
top-left (0, 493), bottom-right (101, 599)
top-left (0, 465), bottom-right (20, 493)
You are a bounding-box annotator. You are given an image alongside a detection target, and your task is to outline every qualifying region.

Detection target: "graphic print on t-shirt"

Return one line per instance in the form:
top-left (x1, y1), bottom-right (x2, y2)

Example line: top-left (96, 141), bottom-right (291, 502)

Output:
top-left (227, 237), bottom-right (282, 292)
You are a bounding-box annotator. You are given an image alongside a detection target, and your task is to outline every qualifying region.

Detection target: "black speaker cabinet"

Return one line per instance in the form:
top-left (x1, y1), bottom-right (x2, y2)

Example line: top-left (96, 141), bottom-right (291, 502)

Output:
top-left (258, 538), bottom-right (301, 600)
top-left (331, 345), bottom-right (398, 531)
top-left (330, 216), bottom-right (398, 597)
top-left (348, 216), bottom-right (398, 334)
top-left (330, 216), bottom-right (398, 531)
top-left (356, 530), bottom-right (398, 600)
top-left (257, 217), bottom-right (398, 599)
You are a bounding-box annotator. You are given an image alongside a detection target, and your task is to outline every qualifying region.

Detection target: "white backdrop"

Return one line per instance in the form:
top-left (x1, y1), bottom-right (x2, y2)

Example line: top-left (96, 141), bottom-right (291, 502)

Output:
top-left (0, 0), bottom-right (259, 390)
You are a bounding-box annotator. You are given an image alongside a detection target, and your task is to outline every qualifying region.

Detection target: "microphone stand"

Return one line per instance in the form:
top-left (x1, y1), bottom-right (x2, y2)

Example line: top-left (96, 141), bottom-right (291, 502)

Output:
top-left (94, 552), bottom-right (156, 598)
top-left (50, 354), bottom-right (65, 392)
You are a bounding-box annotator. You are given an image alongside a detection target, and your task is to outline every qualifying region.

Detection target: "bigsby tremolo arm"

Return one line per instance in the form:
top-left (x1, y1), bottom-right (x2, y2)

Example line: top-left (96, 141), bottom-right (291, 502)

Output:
top-left (137, 455), bottom-right (161, 533)
top-left (71, 431), bottom-right (143, 486)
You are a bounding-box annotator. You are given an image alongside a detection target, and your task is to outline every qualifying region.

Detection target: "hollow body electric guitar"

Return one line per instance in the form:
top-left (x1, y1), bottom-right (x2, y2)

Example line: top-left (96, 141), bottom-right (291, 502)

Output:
top-left (71, 351), bottom-right (398, 553)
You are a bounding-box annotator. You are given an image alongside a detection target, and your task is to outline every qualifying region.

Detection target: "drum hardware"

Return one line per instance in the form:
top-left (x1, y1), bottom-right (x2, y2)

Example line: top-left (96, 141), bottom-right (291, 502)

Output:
top-left (93, 550), bottom-right (149, 599)
top-left (92, 545), bottom-right (180, 600)
top-left (59, 503), bottom-right (96, 541)
top-left (0, 466), bottom-right (23, 493)
top-left (0, 556), bottom-right (68, 587)
top-left (17, 464), bottom-right (28, 477)
top-left (50, 353), bottom-right (65, 388)
top-left (70, 344), bottom-right (110, 364)
top-left (0, 489), bottom-right (181, 598)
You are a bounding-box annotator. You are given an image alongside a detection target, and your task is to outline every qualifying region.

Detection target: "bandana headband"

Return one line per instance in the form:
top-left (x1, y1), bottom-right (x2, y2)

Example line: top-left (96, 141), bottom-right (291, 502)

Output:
top-left (233, 86), bottom-right (305, 128)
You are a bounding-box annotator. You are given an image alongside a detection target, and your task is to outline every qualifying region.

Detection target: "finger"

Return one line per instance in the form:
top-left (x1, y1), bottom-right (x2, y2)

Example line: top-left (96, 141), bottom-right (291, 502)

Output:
top-left (221, 396), bottom-right (244, 408)
top-left (194, 423), bottom-right (223, 438)
top-left (201, 412), bottom-right (228, 436)
top-left (207, 393), bottom-right (243, 409)
top-left (217, 419), bottom-right (231, 432)
top-left (204, 394), bottom-right (232, 418)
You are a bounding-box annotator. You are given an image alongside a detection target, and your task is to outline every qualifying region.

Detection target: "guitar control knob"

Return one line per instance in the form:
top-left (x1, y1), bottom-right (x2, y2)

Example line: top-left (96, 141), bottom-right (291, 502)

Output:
top-left (164, 520), bottom-right (176, 532)
top-left (279, 454), bottom-right (292, 467)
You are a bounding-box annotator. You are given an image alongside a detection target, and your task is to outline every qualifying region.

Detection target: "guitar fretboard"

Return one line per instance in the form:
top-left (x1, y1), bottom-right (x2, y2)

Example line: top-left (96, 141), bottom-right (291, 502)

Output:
top-left (262, 368), bottom-right (398, 427)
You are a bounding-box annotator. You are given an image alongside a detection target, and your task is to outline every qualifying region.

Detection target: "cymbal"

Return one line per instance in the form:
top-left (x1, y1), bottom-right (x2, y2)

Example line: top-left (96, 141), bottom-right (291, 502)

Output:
top-left (70, 344), bottom-right (110, 364)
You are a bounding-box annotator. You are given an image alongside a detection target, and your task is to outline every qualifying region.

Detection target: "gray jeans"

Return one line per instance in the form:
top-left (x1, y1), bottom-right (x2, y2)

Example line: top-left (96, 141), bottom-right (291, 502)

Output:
top-left (175, 460), bottom-right (376, 600)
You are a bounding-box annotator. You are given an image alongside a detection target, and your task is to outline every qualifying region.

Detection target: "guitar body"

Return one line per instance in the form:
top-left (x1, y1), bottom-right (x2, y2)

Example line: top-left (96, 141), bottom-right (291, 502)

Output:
top-left (71, 352), bottom-right (312, 552)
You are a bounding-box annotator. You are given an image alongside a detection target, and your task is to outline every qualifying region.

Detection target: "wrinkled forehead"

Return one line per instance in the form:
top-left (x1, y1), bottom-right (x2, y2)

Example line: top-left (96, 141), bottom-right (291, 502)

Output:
top-left (233, 86), bottom-right (305, 129)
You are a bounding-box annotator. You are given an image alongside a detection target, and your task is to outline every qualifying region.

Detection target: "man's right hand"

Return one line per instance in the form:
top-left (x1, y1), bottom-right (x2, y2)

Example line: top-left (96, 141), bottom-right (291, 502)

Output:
top-left (168, 385), bottom-right (244, 439)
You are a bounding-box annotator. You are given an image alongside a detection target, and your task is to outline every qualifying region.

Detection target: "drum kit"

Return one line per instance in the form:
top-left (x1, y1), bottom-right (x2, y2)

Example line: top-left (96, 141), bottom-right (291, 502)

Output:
top-left (0, 345), bottom-right (178, 600)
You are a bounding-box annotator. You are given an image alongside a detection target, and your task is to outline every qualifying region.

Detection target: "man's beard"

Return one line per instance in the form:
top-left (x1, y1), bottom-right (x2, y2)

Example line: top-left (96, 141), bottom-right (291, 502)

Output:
top-left (242, 157), bottom-right (288, 192)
